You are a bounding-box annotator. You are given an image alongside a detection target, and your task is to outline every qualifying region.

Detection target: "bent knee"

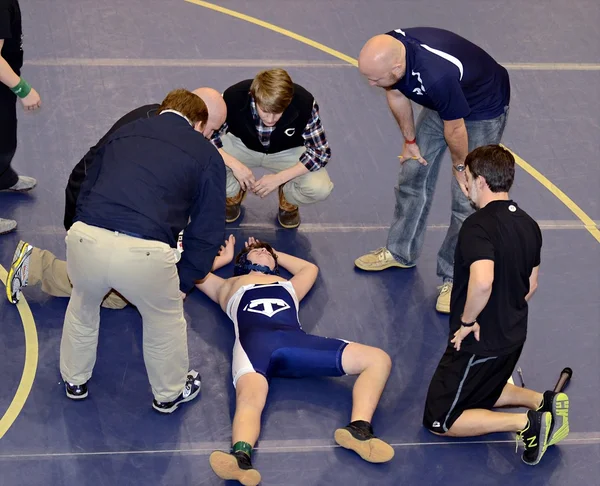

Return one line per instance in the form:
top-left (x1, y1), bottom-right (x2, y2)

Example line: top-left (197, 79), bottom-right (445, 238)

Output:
top-left (376, 349), bottom-right (392, 373)
top-left (292, 173), bottom-right (333, 203)
top-left (343, 344), bottom-right (391, 375)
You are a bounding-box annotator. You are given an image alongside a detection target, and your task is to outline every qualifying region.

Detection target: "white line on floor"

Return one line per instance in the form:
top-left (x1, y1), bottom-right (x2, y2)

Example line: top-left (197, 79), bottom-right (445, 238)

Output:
top-left (23, 59), bottom-right (600, 70)
top-left (0, 433), bottom-right (597, 459)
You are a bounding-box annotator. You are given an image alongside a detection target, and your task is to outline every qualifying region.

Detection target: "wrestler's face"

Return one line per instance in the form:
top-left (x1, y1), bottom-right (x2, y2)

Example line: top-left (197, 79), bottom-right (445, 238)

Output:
top-left (247, 247), bottom-right (276, 270)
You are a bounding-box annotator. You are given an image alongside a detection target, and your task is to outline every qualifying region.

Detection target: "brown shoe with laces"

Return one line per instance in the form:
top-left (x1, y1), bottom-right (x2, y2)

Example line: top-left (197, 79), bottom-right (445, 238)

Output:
top-left (277, 185), bottom-right (300, 229)
top-left (226, 189), bottom-right (246, 223)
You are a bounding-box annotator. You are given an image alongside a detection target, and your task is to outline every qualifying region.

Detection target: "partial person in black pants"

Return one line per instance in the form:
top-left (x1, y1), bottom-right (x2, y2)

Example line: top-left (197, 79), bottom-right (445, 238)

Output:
top-left (0, 0), bottom-right (42, 234)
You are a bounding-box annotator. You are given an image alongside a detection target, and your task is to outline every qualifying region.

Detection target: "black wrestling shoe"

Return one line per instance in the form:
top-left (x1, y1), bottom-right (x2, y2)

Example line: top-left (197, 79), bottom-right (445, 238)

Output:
top-left (209, 450), bottom-right (261, 486)
top-left (152, 370), bottom-right (201, 413)
top-left (538, 390), bottom-right (570, 446)
top-left (517, 410), bottom-right (552, 465)
top-left (65, 381), bottom-right (89, 400)
top-left (334, 420), bottom-right (394, 463)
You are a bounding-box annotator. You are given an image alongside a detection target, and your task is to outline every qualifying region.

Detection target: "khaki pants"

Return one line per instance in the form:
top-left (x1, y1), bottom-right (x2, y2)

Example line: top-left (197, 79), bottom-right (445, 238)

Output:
top-left (28, 247), bottom-right (128, 309)
top-left (221, 133), bottom-right (333, 205)
top-left (60, 222), bottom-right (189, 402)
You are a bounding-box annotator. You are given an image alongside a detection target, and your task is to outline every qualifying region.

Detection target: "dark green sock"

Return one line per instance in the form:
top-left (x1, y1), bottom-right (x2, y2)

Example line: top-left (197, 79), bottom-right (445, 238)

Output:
top-left (232, 441), bottom-right (253, 458)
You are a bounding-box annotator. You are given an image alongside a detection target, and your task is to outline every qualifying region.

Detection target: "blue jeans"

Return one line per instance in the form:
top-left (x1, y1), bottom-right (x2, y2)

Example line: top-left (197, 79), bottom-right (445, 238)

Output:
top-left (386, 106), bottom-right (509, 282)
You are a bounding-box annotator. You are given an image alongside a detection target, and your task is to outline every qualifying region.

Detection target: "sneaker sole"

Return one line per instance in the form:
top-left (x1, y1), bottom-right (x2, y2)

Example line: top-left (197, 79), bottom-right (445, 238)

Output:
top-left (66, 390), bottom-right (89, 400)
top-left (278, 219), bottom-right (300, 229)
top-left (209, 451), bottom-right (261, 486)
top-left (226, 208), bottom-right (242, 223)
top-left (6, 241), bottom-right (33, 304)
top-left (0, 223), bottom-right (17, 235)
top-left (334, 428), bottom-right (395, 463)
top-left (522, 412), bottom-right (552, 466)
top-left (152, 386), bottom-right (201, 414)
top-left (354, 260), bottom-right (415, 272)
top-left (548, 393), bottom-right (569, 446)
top-left (435, 302), bottom-right (450, 313)
top-left (277, 212), bottom-right (300, 229)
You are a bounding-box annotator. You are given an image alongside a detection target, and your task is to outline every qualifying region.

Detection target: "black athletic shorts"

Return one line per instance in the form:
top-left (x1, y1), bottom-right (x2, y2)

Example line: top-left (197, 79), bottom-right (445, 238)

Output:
top-left (423, 344), bottom-right (523, 433)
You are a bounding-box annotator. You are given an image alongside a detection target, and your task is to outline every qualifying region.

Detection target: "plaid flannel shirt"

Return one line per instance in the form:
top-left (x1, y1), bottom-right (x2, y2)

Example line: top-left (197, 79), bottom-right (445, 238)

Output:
top-left (211, 97), bottom-right (331, 171)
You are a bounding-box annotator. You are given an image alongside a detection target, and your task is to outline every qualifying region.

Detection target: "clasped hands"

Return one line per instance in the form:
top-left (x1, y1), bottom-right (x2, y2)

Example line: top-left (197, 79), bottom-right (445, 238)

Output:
top-left (231, 163), bottom-right (282, 198)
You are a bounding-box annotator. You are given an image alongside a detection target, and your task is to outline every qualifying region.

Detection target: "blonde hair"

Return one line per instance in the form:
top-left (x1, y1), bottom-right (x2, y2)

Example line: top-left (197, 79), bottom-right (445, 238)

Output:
top-left (158, 89), bottom-right (208, 125)
top-left (250, 69), bottom-right (294, 113)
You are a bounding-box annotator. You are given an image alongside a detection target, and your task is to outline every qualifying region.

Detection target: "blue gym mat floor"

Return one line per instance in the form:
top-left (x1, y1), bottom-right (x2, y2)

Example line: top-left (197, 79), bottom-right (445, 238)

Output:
top-left (1, 1), bottom-right (598, 485)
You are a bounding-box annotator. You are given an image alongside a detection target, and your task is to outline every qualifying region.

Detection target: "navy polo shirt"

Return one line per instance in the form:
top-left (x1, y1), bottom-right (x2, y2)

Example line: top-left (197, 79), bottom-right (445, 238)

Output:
top-left (387, 28), bottom-right (510, 121)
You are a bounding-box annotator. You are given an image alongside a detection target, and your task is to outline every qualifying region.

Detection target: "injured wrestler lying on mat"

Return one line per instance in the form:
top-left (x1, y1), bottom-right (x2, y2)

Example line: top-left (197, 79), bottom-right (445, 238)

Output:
top-left (195, 236), bottom-right (394, 486)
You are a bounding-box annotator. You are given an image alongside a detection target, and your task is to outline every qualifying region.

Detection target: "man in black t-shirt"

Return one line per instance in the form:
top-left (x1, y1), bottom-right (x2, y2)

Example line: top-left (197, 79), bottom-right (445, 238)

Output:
top-left (0, 0), bottom-right (42, 234)
top-left (423, 145), bottom-right (570, 466)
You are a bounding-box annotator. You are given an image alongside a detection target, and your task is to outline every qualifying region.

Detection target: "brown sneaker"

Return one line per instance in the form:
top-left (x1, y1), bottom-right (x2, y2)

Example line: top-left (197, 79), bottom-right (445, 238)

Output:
top-left (354, 247), bottom-right (415, 271)
top-left (226, 189), bottom-right (246, 223)
top-left (278, 185), bottom-right (300, 229)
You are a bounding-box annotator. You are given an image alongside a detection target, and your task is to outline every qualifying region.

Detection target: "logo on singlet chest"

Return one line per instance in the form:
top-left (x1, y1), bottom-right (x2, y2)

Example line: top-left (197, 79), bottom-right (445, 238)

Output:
top-left (243, 298), bottom-right (291, 318)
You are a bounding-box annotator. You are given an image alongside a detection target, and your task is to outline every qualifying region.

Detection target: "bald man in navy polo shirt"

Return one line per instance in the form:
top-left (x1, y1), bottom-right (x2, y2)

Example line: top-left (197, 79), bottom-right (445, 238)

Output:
top-left (355, 28), bottom-right (510, 314)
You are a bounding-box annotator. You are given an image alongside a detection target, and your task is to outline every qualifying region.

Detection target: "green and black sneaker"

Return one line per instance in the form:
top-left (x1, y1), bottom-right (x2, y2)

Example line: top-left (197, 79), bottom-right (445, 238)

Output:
top-left (538, 390), bottom-right (570, 446)
top-left (517, 409), bottom-right (552, 465)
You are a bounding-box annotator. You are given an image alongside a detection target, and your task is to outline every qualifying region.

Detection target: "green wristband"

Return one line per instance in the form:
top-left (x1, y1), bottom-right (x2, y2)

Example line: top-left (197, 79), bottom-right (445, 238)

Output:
top-left (231, 441), bottom-right (253, 457)
top-left (10, 78), bottom-right (32, 98)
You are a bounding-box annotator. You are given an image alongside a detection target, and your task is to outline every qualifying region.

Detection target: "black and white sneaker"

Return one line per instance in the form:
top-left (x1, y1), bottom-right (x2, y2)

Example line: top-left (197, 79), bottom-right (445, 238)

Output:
top-left (6, 240), bottom-right (33, 304)
top-left (152, 370), bottom-right (201, 413)
top-left (65, 381), bottom-right (89, 400)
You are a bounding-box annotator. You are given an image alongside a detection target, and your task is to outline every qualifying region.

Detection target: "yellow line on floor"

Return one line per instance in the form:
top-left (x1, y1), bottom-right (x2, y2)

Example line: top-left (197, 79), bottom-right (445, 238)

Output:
top-left (184, 0), bottom-right (358, 66)
top-left (185, 0), bottom-right (599, 244)
top-left (502, 146), bottom-right (600, 243)
top-left (0, 265), bottom-right (39, 439)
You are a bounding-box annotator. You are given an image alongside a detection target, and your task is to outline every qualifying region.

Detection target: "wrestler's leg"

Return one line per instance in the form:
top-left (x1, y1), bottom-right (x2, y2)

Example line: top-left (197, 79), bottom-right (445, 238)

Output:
top-left (209, 373), bottom-right (268, 485)
top-left (335, 343), bottom-right (395, 463)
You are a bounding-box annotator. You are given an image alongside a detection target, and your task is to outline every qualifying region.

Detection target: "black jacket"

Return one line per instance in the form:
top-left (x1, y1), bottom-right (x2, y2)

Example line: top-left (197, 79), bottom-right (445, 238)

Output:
top-left (75, 112), bottom-right (226, 293)
top-left (64, 104), bottom-right (159, 230)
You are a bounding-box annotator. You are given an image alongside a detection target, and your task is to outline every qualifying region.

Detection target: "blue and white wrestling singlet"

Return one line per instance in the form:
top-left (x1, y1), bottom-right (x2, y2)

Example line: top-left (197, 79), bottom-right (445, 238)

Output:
top-left (226, 281), bottom-right (349, 386)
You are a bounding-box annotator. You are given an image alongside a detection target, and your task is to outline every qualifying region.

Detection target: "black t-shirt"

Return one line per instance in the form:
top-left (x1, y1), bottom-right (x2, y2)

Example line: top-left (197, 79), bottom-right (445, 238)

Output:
top-left (0, 0), bottom-right (23, 72)
top-left (450, 200), bottom-right (542, 356)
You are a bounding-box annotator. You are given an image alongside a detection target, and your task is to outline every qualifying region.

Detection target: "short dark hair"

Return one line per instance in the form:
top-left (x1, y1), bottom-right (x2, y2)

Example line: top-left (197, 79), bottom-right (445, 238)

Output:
top-left (158, 88), bottom-right (208, 125)
top-left (465, 145), bottom-right (515, 193)
top-left (235, 241), bottom-right (278, 266)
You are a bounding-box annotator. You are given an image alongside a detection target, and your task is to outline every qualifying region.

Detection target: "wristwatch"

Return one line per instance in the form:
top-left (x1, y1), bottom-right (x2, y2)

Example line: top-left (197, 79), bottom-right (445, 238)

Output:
top-left (461, 319), bottom-right (477, 327)
top-left (453, 164), bottom-right (466, 172)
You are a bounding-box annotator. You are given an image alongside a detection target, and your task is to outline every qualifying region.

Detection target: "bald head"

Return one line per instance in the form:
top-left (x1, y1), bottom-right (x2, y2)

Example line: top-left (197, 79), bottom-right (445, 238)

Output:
top-left (358, 34), bottom-right (406, 88)
top-left (192, 87), bottom-right (227, 138)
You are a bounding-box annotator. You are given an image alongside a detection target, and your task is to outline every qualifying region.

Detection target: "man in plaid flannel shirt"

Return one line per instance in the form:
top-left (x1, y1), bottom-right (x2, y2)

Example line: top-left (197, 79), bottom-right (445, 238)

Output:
top-left (211, 69), bottom-right (333, 229)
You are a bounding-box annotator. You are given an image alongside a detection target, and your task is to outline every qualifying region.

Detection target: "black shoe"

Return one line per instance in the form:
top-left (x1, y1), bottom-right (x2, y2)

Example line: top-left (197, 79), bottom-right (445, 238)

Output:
top-left (334, 420), bottom-right (394, 463)
top-left (538, 390), bottom-right (570, 446)
top-left (209, 450), bottom-right (261, 486)
top-left (152, 370), bottom-right (201, 413)
top-left (65, 381), bottom-right (89, 400)
top-left (517, 410), bottom-right (552, 465)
